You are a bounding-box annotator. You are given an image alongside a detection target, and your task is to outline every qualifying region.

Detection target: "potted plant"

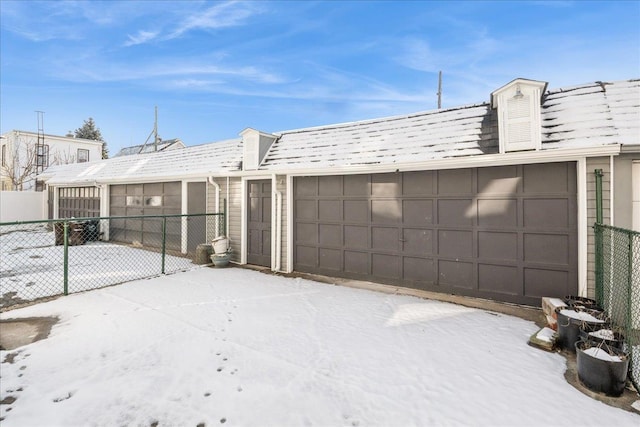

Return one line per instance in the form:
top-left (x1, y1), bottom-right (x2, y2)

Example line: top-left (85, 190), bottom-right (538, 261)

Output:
top-left (575, 339), bottom-right (629, 396)
top-left (555, 306), bottom-right (607, 352)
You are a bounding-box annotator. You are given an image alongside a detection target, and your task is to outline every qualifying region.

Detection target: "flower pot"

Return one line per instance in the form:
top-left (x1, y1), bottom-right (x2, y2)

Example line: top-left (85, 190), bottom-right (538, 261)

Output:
top-left (576, 340), bottom-right (629, 397)
top-left (555, 307), bottom-right (607, 352)
top-left (578, 325), bottom-right (624, 349)
top-left (210, 252), bottom-right (230, 268)
top-left (212, 237), bottom-right (230, 254)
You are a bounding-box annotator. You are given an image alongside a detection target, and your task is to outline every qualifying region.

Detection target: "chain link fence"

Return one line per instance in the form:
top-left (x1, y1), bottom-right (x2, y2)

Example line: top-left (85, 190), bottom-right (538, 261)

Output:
top-left (594, 223), bottom-right (640, 390)
top-left (0, 213), bottom-right (225, 310)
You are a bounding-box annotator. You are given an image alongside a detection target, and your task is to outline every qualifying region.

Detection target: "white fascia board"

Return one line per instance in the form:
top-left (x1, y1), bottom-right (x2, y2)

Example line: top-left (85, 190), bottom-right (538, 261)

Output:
top-left (225, 144), bottom-right (622, 177)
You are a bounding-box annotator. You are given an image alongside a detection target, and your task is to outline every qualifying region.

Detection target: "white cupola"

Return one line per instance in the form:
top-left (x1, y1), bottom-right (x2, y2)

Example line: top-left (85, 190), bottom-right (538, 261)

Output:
top-left (240, 128), bottom-right (277, 171)
top-left (491, 78), bottom-right (548, 153)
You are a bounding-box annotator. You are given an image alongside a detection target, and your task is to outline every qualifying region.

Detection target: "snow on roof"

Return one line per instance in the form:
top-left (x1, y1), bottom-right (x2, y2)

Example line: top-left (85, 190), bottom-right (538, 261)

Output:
top-left (41, 78), bottom-right (639, 185)
top-left (41, 138), bottom-right (242, 185)
top-left (260, 79), bottom-right (639, 170)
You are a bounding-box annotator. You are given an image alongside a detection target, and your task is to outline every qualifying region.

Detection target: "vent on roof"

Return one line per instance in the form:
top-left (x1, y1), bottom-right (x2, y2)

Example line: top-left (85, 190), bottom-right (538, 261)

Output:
top-left (241, 128), bottom-right (277, 171)
top-left (491, 79), bottom-right (548, 153)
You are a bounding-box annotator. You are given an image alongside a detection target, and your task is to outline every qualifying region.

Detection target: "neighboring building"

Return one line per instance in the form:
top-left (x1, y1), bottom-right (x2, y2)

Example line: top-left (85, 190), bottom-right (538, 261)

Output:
top-left (40, 78), bottom-right (640, 306)
top-left (0, 130), bottom-right (103, 191)
top-left (113, 138), bottom-right (186, 157)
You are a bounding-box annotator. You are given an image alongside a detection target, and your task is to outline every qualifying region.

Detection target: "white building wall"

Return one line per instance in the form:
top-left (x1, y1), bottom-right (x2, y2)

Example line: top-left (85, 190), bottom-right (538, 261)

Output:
top-left (1, 130), bottom-right (103, 191)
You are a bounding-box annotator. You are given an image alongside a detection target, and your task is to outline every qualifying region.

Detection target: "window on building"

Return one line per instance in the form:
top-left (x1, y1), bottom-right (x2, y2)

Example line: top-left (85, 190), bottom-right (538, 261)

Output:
top-left (36, 144), bottom-right (49, 168)
top-left (78, 149), bottom-right (89, 163)
top-left (1, 144), bottom-right (6, 166)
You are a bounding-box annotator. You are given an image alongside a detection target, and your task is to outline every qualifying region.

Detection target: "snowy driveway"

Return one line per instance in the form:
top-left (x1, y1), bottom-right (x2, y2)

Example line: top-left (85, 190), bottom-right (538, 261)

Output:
top-left (1, 268), bottom-right (638, 426)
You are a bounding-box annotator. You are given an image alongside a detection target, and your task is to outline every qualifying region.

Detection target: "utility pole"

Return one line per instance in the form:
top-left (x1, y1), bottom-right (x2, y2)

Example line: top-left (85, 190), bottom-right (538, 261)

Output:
top-left (437, 71), bottom-right (442, 109)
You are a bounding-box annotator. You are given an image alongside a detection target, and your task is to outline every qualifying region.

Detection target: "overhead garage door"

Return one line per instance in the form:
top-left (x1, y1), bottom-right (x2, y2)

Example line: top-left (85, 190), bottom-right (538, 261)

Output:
top-left (109, 182), bottom-right (182, 250)
top-left (293, 163), bottom-right (577, 306)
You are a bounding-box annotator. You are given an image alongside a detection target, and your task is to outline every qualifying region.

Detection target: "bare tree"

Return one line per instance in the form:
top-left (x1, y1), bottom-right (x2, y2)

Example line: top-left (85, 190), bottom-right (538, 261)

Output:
top-left (52, 148), bottom-right (76, 165)
top-left (2, 137), bottom-right (37, 190)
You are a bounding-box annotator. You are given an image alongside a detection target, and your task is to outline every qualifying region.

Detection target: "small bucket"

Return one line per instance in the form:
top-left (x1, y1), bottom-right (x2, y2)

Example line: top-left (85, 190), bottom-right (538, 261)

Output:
top-left (212, 236), bottom-right (229, 254)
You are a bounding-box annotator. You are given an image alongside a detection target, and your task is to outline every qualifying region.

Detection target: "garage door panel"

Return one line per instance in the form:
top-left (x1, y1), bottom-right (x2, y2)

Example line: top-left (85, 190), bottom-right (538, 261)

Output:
top-left (344, 226), bottom-right (368, 249)
top-left (403, 199), bottom-right (433, 225)
top-left (372, 174), bottom-right (400, 197)
top-left (404, 257), bottom-right (435, 282)
top-left (296, 177), bottom-right (317, 196)
top-left (403, 171), bottom-right (434, 195)
top-left (438, 169), bottom-right (472, 194)
top-left (296, 223), bottom-right (317, 245)
top-left (319, 224), bottom-right (341, 246)
top-left (296, 246), bottom-right (317, 267)
top-left (344, 175), bottom-right (369, 196)
top-left (372, 227), bottom-right (399, 251)
top-left (372, 200), bottom-right (401, 224)
top-left (477, 165), bottom-right (519, 194)
top-left (524, 268), bottom-right (569, 298)
top-left (439, 230), bottom-right (473, 258)
top-left (524, 234), bottom-right (569, 265)
top-left (296, 200), bottom-right (316, 220)
top-left (477, 199), bottom-right (517, 226)
top-left (523, 163), bottom-right (569, 193)
top-left (478, 231), bottom-right (517, 260)
top-left (319, 176), bottom-right (342, 196)
top-left (372, 254), bottom-right (400, 279)
top-left (478, 264), bottom-right (519, 295)
top-left (319, 248), bottom-right (342, 270)
top-left (438, 199), bottom-right (473, 226)
top-left (439, 260), bottom-right (474, 288)
top-left (345, 251), bottom-right (369, 274)
top-left (344, 200), bottom-right (369, 222)
top-left (402, 228), bottom-right (433, 254)
top-left (524, 199), bottom-right (568, 227)
top-left (319, 200), bottom-right (341, 221)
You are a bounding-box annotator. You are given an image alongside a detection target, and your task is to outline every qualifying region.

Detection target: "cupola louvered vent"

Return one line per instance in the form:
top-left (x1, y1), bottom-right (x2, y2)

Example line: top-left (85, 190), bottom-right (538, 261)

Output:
top-left (241, 128), bottom-right (277, 171)
top-left (491, 79), bottom-right (547, 153)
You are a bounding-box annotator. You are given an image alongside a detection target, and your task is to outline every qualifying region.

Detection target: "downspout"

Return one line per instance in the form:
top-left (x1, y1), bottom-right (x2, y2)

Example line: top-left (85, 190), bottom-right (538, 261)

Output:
top-left (273, 174), bottom-right (282, 272)
top-left (595, 169), bottom-right (603, 224)
top-left (207, 176), bottom-right (220, 214)
top-left (226, 176), bottom-right (230, 237)
top-left (208, 176), bottom-right (221, 238)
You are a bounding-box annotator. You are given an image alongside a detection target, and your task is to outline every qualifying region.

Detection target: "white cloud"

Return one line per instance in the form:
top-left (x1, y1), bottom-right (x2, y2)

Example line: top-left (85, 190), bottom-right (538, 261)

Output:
top-left (124, 30), bottom-right (160, 47)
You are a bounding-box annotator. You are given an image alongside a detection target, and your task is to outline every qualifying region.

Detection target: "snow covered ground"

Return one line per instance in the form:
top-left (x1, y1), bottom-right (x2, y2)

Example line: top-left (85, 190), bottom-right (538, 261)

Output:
top-left (1, 268), bottom-right (638, 426)
top-left (0, 224), bottom-right (194, 307)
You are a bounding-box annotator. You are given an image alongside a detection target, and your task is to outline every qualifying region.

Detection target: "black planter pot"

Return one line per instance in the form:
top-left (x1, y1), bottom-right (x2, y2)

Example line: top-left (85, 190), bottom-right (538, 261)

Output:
top-left (576, 340), bottom-right (629, 397)
top-left (564, 295), bottom-right (602, 311)
top-left (555, 307), bottom-right (607, 352)
top-left (578, 325), bottom-right (624, 349)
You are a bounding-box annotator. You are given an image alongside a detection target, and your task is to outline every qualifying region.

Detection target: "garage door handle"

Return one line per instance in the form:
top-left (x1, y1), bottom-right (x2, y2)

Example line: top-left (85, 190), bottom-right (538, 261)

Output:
top-left (399, 239), bottom-right (406, 242)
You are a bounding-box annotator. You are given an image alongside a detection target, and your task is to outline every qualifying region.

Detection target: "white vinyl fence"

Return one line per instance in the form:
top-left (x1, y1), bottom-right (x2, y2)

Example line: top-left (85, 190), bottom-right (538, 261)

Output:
top-left (0, 191), bottom-right (47, 222)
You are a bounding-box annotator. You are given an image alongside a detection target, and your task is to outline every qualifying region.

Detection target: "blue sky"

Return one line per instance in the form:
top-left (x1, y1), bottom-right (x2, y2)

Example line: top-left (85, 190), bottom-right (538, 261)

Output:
top-left (1, 1), bottom-right (639, 155)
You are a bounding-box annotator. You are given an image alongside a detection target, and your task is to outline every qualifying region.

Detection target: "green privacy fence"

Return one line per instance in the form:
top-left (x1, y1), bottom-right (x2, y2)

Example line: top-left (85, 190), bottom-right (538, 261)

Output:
top-left (594, 223), bottom-right (640, 390)
top-left (0, 213), bottom-right (225, 310)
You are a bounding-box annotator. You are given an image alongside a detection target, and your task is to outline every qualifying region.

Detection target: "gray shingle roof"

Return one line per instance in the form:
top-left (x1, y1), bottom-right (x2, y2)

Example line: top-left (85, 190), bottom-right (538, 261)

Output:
top-left (113, 138), bottom-right (186, 157)
top-left (260, 79), bottom-right (638, 170)
top-left (41, 78), bottom-right (639, 185)
top-left (41, 138), bottom-right (242, 185)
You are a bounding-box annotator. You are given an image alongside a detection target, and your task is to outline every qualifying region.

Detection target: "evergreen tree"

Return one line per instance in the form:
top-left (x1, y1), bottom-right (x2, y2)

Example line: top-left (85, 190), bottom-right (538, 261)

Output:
top-left (75, 117), bottom-right (109, 159)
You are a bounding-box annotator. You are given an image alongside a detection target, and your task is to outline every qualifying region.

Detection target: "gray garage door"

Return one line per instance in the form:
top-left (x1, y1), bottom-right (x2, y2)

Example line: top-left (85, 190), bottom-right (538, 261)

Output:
top-left (58, 187), bottom-right (101, 219)
top-left (110, 182), bottom-right (182, 250)
top-left (294, 163), bottom-right (577, 306)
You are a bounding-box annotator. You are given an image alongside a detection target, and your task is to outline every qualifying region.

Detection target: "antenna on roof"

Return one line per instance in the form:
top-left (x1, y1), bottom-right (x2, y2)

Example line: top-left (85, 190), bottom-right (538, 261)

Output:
top-left (437, 71), bottom-right (442, 109)
top-left (154, 106), bottom-right (158, 152)
top-left (140, 106), bottom-right (159, 154)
